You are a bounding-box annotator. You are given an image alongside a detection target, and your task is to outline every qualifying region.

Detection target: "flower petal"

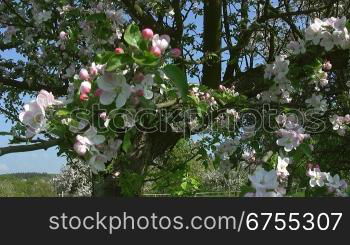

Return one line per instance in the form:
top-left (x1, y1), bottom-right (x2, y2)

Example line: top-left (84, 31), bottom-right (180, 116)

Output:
top-left (116, 93), bottom-right (128, 108)
top-left (100, 91), bottom-right (117, 105)
top-left (144, 89), bottom-right (153, 100)
top-left (97, 73), bottom-right (120, 91)
top-left (92, 135), bottom-right (106, 145)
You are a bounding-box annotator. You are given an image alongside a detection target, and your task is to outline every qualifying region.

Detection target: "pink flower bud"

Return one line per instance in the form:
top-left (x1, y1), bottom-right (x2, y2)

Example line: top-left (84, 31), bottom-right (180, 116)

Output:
top-left (99, 112), bottom-right (108, 121)
top-left (74, 142), bottom-right (87, 156)
top-left (59, 31), bottom-right (67, 40)
top-left (314, 164), bottom-right (320, 170)
top-left (94, 89), bottom-right (103, 97)
top-left (133, 71), bottom-right (145, 83)
top-left (307, 163), bottom-right (313, 169)
top-left (150, 46), bottom-right (162, 57)
top-left (90, 66), bottom-right (98, 76)
top-left (80, 93), bottom-right (89, 101)
top-left (142, 28), bottom-right (154, 40)
top-left (323, 61), bottom-right (332, 71)
top-left (114, 48), bottom-right (124, 54)
top-left (170, 48), bottom-right (181, 58)
top-left (79, 68), bottom-right (90, 81)
top-left (80, 81), bottom-right (91, 94)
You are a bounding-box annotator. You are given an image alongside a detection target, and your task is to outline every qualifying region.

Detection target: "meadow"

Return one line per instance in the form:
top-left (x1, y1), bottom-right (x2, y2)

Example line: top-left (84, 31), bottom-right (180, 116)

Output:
top-left (0, 173), bottom-right (56, 197)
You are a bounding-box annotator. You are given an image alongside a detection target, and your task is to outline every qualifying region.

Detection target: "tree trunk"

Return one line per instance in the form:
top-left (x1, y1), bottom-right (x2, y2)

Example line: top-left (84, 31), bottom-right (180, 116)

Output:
top-left (92, 130), bottom-right (183, 197)
top-left (202, 0), bottom-right (222, 89)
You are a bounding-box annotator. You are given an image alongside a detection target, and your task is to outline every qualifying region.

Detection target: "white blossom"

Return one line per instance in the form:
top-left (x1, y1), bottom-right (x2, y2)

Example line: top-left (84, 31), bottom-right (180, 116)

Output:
top-left (97, 73), bottom-right (132, 108)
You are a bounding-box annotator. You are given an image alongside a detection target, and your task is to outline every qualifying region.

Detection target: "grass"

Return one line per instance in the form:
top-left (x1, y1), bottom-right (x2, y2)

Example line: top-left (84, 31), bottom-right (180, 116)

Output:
top-left (0, 173), bottom-right (57, 197)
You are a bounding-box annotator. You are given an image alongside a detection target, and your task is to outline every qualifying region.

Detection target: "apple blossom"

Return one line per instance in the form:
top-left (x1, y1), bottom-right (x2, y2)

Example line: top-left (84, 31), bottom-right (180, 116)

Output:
top-left (134, 74), bottom-right (154, 99)
top-left (320, 31), bottom-right (334, 51)
top-left (248, 166), bottom-right (279, 195)
top-left (74, 127), bottom-right (106, 156)
top-left (88, 154), bottom-right (109, 174)
top-left (114, 47), bottom-right (124, 54)
top-left (330, 115), bottom-right (349, 136)
top-left (170, 48), bottom-right (182, 58)
top-left (276, 156), bottom-right (291, 178)
top-left (103, 138), bottom-right (123, 161)
top-left (322, 61), bottom-right (332, 71)
top-left (305, 94), bottom-right (328, 112)
top-left (19, 101), bottom-right (46, 138)
top-left (79, 68), bottom-right (90, 81)
top-left (305, 18), bottom-right (323, 45)
top-left (80, 81), bottom-right (92, 94)
top-left (36, 90), bottom-right (61, 108)
top-left (276, 127), bottom-right (309, 152)
top-left (326, 174), bottom-right (348, 193)
top-left (307, 167), bottom-right (327, 187)
top-left (99, 112), bottom-right (108, 121)
top-left (74, 141), bottom-right (88, 156)
top-left (142, 28), bottom-right (154, 40)
top-left (152, 34), bottom-right (170, 53)
top-left (59, 31), bottom-right (67, 40)
top-left (242, 149), bottom-right (256, 163)
top-left (96, 72), bottom-right (132, 108)
top-left (287, 40), bottom-right (306, 55)
top-left (150, 46), bottom-right (162, 57)
top-left (80, 93), bottom-right (89, 101)
top-left (89, 62), bottom-right (104, 76)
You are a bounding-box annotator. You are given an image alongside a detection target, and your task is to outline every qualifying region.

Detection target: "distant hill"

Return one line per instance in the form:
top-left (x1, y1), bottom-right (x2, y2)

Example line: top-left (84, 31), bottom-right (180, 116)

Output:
top-left (0, 172), bottom-right (56, 179)
top-left (0, 173), bottom-right (57, 197)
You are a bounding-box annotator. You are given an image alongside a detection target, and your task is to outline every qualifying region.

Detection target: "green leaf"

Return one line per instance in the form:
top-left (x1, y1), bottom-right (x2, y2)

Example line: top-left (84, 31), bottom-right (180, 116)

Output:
top-left (163, 64), bottom-right (189, 98)
top-left (124, 24), bottom-right (141, 48)
top-left (239, 185), bottom-right (255, 197)
top-left (122, 131), bottom-right (133, 153)
top-left (106, 54), bottom-right (133, 72)
top-left (299, 143), bottom-right (313, 160)
top-left (96, 51), bottom-right (115, 64)
top-left (196, 103), bottom-right (209, 118)
top-left (290, 191), bottom-right (305, 197)
top-left (55, 109), bottom-right (70, 117)
top-left (180, 182), bottom-right (188, 190)
top-left (132, 52), bottom-right (160, 66)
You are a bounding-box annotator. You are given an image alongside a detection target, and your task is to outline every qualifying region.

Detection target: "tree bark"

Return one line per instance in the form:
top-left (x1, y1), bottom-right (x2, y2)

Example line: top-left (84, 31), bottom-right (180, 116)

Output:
top-left (92, 130), bottom-right (183, 197)
top-left (202, 0), bottom-right (222, 89)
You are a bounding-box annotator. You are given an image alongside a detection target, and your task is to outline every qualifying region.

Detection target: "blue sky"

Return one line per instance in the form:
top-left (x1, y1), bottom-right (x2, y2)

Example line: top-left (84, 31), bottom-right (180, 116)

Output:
top-left (0, 115), bottom-right (65, 174)
top-left (0, 48), bottom-right (65, 174)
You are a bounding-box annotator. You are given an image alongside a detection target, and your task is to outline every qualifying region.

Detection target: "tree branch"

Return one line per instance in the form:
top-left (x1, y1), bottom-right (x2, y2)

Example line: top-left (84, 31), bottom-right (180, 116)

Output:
top-left (120, 0), bottom-right (170, 35)
top-left (0, 77), bottom-right (68, 96)
top-left (0, 139), bottom-right (60, 157)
